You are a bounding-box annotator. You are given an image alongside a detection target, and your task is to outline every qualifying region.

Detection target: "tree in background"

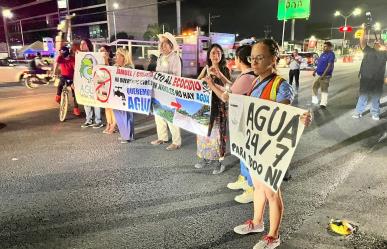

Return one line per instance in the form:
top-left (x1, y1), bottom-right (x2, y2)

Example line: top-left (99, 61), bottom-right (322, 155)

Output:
top-left (110, 32), bottom-right (134, 42)
top-left (143, 23), bottom-right (170, 40)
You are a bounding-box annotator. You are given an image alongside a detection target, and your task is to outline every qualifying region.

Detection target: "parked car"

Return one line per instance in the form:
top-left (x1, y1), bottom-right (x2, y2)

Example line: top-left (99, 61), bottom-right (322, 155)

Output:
top-left (298, 52), bottom-right (319, 71)
top-left (0, 58), bottom-right (29, 83)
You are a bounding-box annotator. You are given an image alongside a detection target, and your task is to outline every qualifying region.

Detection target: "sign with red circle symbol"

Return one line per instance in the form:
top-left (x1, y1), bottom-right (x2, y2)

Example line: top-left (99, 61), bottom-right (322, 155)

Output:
top-left (94, 67), bottom-right (112, 103)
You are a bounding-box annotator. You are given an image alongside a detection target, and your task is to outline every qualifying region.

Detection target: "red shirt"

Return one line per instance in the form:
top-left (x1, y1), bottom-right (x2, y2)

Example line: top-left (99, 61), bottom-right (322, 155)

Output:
top-left (56, 55), bottom-right (75, 78)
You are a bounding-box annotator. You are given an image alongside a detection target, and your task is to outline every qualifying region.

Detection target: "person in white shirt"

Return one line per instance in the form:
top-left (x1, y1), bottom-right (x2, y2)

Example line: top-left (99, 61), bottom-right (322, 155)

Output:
top-left (150, 32), bottom-right (182, 151)
top-left (287, 49), bottom-right (302, 93)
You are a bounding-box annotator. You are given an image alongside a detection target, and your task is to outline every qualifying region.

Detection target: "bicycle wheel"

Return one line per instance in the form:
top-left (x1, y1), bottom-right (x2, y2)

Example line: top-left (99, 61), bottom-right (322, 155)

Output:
top-left (59, 90), bottom-right (68, 122)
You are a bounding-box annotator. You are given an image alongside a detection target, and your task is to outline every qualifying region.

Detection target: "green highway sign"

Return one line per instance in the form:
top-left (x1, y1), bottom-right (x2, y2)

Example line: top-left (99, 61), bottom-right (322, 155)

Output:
top-left (277, 0), bottom-right (311, 20)
top-left (382, 30), bottom-right (387, 41)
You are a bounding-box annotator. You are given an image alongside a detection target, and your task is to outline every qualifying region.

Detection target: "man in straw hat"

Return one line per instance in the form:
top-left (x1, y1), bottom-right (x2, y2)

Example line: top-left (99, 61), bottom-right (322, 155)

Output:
top-left (151, 32), bottom-right (182, 150)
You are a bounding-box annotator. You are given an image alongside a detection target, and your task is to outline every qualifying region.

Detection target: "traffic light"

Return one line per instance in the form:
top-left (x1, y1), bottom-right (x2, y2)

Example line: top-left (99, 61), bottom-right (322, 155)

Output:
top-left (339, 26), bottom-right (353, 32)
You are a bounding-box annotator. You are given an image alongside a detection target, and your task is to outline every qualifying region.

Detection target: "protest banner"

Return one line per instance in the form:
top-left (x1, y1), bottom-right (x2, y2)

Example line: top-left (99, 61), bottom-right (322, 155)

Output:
top-left (152, 71), bottom-right (212, 137)
top-left (93, 65), bottom-right (153, 114)
top-left (228, 94), bottom-right (306, 192)
top-left (74, 53), bottom-right (212, 135)
top-left (74, 52), bottom-right (105, 106)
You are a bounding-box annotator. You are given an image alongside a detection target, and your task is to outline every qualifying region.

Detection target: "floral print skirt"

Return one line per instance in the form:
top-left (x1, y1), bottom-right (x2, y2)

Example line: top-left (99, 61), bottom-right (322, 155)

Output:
top-left (196, 123), bottom-right (221, 161)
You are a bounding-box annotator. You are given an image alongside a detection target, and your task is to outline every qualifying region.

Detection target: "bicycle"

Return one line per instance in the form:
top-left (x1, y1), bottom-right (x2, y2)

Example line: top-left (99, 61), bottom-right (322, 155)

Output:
top-left (59, 78), bottom-right (74, 122)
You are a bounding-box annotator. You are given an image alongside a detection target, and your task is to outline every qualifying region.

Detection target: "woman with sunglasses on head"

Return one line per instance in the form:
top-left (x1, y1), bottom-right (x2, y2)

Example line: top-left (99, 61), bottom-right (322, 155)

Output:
top-left (195, 43), bottom-right (231, 175)
top-left (204, 45), bottom-right (256, 202)
top-left (231, 39), bottom-right (311, 249)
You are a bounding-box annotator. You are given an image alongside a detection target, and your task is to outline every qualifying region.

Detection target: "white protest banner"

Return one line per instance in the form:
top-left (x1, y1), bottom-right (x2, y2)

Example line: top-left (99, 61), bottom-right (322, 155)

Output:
top-left (229, 94), bottom-right (306, 192)
top-left (93, 65), bottom-right (153, 114)
top-left (152, 72), bottom-right (212, 137)
top-left (73, 52), bottom-right (105, 106)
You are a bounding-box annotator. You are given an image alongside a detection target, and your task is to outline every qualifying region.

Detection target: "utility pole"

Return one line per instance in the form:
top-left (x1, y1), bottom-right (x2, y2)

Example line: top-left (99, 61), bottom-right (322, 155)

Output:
top-left (208, 13), bottom-right (220, 35)
top-left (176, 0), bottom-right (181, 35)
top-left (19, 20), bottom-right (24, 46)
top-left (1, 7), bottom-right (12, 57)
top-left (291, 19), bottom-right (295, 41)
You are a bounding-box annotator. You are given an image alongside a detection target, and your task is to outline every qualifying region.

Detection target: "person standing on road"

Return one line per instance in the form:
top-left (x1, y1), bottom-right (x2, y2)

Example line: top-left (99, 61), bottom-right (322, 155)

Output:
top-left (150, 32), bottom-right (182, 151)
top-left (232, 39), bottom-right (311, 249)
top-left (113, 48), bottom-right (135, 143)
top-left (100, 45), bottom-right (117, 134)
top-left (352, 27), bottom-right (387, 121)
top-left (204, 45), bottom-right (256, 199)
top-left (312, 42), bottom-right (335, 109)
top-left (79, 39), bottom-right (104, 129)
top-left (195, 44), bottom-right (231, 175)
top-left (288, 49), bottom-right (302, 93)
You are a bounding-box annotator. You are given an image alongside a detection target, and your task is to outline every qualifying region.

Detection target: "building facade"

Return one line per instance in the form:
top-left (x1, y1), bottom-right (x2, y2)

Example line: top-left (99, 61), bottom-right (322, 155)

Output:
top-left (5, 0), bottom-right (158, 46)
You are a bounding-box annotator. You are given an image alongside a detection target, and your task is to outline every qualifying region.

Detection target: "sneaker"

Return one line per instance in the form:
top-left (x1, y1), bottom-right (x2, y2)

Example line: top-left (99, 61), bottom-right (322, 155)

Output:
top-left (320, 104), bottom-right (326, 109)
top-left (253, 235), bottom-right (280, 249)
top-left (81, 122), bottom-right (93, 128)
top-left (234, 220), bottom-right (264, 235)
top-left (312, 96), bottom-right (319, 105)
top-left (212, 161), bottom-right (226, 175)
top-left (352, 113), bottom-right (362, 119)
top-left (234, 186), bottom-right (254, 204)
top-left (92, 123), bottom-right (104, 129)
top-left (120, 140), bottom-right (130, 144)
top-left (55, 95), bottom-right (61, 103)
top-left (227, 175), bottom-right (249, 190)
top-left (378, 132), bottom-right (387, 143)
top-left (73, 107), bottom-right (81, 116)
top-left (372, 115), bottom-right (380, 121)
top-left (194, 159), bottom-right (209, 169)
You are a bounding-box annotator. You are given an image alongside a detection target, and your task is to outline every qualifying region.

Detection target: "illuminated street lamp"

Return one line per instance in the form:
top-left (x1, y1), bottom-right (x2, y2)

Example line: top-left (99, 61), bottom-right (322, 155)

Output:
top-left (334, 8), bottom-right (362, 55)
top-left (374, 22), bottom-right (381, 31)
top-left (112, 2), bottom-right (119, 41)
top-left (1, 8), bottom-right (13, 57)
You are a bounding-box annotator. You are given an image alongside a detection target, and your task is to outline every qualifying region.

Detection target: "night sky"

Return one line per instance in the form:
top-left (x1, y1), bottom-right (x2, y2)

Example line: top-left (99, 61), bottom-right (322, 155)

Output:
top-left (1, 0), bottom-right (386, 43)
top-left (159, 0), bottom-right (387, 41)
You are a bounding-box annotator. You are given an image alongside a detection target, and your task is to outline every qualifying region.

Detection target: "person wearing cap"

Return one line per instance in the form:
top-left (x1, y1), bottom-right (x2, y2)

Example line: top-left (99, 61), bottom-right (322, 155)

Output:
top-left (53, 46), bottom-right (80, 116)
top-left (352, 26), bottom-right (387, 121)
top-left (151, 32), bottom-right (182, 150)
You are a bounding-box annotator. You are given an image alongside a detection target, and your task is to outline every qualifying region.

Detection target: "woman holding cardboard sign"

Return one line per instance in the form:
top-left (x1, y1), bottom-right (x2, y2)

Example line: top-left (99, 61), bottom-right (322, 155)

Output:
top-left (229, 39), bottom-right (311, 249)
top-left (205, 45), bottom-right (256, 203)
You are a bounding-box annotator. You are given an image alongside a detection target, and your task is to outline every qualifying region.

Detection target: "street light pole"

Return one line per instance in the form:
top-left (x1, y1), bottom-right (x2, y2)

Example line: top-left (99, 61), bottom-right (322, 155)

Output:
top-left (334, 8), bottom-right (361, 55)
top-left (176, 0), bottom-right (181, 35)
top-left (1, 7), bottom-right (12, 58)
top-left (281, 0), bottom-right (288, 49)
top-left (20, 20), bottom-right (24, 46)
top-left (342, 17), bottom-right (347, 55)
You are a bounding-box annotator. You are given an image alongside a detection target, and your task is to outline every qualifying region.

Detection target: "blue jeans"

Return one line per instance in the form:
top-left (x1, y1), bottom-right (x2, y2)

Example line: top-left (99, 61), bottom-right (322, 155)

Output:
top-left (240, 161), bottom-right (253, 187)
top-left (355, 94), bottom-right (380, 116)
top-left (84, 105), bottom-right (102, 124)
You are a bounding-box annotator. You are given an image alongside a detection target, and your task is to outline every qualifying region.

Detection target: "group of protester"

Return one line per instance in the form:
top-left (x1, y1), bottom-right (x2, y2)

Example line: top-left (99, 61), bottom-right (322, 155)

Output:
top-left (48, 23), bottom-right (385, 248)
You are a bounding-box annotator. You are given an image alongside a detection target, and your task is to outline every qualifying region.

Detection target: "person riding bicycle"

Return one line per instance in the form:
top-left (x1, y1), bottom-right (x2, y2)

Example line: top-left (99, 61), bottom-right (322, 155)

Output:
top-left (53, 46), bottom-right (80, 116)
top-left (29, 52), bottom-right (48, 75)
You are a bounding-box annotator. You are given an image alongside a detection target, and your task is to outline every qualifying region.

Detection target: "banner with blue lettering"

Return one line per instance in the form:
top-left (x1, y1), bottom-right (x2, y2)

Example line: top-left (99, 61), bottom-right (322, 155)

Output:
top-left (228, 94), bottom-right (306, 192)
top-left (90, 65), bottom-right (153, 114)
top-left (152, 72), bottom-right (212, 137)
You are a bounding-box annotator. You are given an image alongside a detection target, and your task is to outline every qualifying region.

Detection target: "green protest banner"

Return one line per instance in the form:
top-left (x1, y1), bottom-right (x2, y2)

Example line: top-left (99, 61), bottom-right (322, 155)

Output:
top-left (277, 0), bottom-right (311, 20)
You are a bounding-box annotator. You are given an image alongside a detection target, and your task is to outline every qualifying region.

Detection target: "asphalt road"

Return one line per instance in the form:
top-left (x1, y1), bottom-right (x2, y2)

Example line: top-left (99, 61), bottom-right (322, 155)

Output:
top-left (0, 62), bottom-right (386, 249)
